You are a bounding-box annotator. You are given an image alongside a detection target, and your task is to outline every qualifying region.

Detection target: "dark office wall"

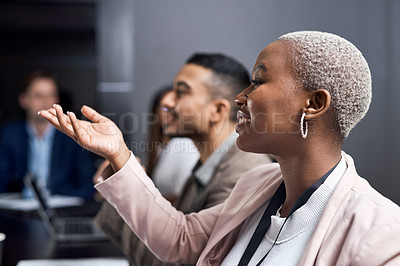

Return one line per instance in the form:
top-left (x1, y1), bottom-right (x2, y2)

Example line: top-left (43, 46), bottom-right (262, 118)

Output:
top-left (127, 0), bottom-right (400, 204)
top-left (96, 0), bottom-right (135, 149)
top-left (0, 1), bottom-right (96, 125)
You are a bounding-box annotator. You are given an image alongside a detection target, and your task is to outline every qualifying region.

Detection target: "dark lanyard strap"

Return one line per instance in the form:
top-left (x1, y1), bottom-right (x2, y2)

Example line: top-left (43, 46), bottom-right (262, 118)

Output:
top-left (238, 162), bottom-right (339, 266)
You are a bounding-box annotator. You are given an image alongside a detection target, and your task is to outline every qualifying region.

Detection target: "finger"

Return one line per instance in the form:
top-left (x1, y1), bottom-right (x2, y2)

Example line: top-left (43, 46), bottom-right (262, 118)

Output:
top-left (48, 108), bottom-right (57, 117)
top-left (53, 104), bottom-right (75, 137)
top-left (48, 107), bottom-right (72, 126)
top-left (54, 104), bottom-right (72, 129)
top-left (68, 111), bottom-right (88, 146)
top-left (38, 110), bottom-right (62, 130)
top-left (81, 105), bottom-right (109, 123)
top-left (41, 107), bottom-right (57, 117)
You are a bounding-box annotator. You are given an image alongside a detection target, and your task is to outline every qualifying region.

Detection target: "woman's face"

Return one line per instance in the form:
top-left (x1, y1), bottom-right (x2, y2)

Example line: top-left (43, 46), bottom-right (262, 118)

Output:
top-left (235, 41), bottom-right (309, 155)
top-left (158, 91), bottom-right (175, 128)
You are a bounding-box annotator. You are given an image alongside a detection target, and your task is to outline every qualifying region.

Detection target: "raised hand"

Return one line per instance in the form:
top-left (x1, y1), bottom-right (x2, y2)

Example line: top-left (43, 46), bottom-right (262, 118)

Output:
top-left (39, 104), bottom-right (130, 172)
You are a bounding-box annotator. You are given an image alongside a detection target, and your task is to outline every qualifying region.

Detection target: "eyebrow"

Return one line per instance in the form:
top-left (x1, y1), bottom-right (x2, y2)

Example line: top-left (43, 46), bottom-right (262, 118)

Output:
top-left (175, 81), bottom-right (191, 90)
top-left (253, 64), bottom-right (267, 73)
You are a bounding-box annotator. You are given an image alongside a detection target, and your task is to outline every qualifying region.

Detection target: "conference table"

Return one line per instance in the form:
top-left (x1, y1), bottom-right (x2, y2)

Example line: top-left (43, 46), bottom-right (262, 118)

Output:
top-left (0, 202), bottom-right (125, 266)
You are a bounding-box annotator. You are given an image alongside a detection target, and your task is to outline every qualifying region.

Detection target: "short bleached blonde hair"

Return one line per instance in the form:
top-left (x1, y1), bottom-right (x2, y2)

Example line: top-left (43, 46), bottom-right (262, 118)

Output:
top-left (278, 31), bottom-right (372, 140)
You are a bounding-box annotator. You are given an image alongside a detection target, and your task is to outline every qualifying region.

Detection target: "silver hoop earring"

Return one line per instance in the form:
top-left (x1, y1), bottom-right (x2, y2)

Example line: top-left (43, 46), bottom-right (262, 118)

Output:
top-left (300, 112), bottom-right (308, 139)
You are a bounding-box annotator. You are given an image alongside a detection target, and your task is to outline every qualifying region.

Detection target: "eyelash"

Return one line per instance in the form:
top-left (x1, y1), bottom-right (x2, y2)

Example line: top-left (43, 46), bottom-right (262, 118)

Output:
top-left (251, 79), bottom-right (262, 87)
top-left (176, 89), bottom-right (188, 98)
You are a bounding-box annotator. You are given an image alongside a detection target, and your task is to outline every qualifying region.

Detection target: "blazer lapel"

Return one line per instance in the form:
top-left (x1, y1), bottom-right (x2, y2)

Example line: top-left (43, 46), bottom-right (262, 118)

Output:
top-left (20, 124), bottom-right (29, 177)
top-left (195, 146), bottom-right (238, 209)
top-left (298, 151), bottom-right (358, 265)
top-left (215, 144), bottom-right (239, 171)
top-left (202, 163), bottom-right (283, 262)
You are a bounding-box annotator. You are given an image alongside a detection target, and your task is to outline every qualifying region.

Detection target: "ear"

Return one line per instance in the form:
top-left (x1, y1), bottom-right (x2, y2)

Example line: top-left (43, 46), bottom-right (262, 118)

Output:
top-left (209, 99), bottom-right (231, 123)
top-left (304, 89), bottom-right (331, 119)
top-left (18, 93), bottom-right (29, 110)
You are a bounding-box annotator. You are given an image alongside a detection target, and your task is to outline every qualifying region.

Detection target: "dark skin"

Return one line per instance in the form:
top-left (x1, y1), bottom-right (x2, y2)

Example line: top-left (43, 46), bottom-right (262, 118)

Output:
top-left (39, 40), bottom-right (342, 218)
top-left (234, 40), bottom-right (342, 217)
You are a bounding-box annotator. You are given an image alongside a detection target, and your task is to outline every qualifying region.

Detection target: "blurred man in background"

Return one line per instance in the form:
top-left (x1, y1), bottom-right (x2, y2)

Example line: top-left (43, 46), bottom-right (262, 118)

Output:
top-left (94, 53), bottom-right (273, 265)
top-left (0, 70), bottom-right (95, 200)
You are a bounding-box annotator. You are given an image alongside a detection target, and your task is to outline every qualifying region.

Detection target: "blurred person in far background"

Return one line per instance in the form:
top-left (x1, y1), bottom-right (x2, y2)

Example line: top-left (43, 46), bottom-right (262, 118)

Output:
top-left (0, 70), bottom-right (96, 200)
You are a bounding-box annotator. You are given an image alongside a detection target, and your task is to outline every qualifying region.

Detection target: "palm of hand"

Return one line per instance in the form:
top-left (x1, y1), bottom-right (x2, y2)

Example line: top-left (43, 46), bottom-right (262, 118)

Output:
top-left (39, 105), bottom-right (127, 162)
top-left (75, 118), bottom-right (124, 159)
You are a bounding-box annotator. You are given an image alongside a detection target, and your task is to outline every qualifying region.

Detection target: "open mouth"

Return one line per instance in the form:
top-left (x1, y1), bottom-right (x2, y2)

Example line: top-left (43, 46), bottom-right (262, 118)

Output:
top-left (237, 110), bottom-right (251, 125)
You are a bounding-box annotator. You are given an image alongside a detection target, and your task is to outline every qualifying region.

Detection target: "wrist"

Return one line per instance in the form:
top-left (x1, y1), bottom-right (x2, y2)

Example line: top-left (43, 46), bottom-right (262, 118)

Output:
top-left (108, 146), bottom-right (131, 173)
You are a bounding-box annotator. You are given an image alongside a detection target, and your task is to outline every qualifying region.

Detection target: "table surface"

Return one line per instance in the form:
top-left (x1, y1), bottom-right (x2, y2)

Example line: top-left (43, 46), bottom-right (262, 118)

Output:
top-left (0, 203), bottom-right (125, 266)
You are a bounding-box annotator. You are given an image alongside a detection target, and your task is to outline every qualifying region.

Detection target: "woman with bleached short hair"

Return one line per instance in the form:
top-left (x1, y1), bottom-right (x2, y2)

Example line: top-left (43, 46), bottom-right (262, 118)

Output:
top-left (40, 31), bottom-right (400, 265)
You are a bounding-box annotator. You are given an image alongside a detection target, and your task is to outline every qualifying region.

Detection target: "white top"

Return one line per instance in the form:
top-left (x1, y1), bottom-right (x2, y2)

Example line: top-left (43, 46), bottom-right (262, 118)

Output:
top-left (23, 123), bottom-right (55, 198)
top-left (221, 156), bottom-right (347, 266)
top-left (152, 138), bottom-right (199, 197)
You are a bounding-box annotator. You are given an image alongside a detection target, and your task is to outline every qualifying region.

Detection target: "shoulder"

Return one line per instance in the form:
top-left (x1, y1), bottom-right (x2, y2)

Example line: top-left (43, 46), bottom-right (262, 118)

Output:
top-left (220, 144), bottom-right (272, 171)
top-left (213, 146), bottom-right (274, 188)
top-left (0, 121), bottom-right (27, 143)
top-left (326, 157), bottom-right (400, 263)
top-left (165, 137), bottom-right (199, 160)
top-left (339, 153), bottom-right (400, 224)
top-left (1, 121), bottom-right (26, 135)
top-left (200, 148), bottom-right (278, 209)
top-left (340, 178), bottom-right (400, 264)
top-left (168, 137), bottom-right (196, 147)
top-left (343, 175), bottom-right (400, 225)
top-left (213, 161), bottom-right (281, 204)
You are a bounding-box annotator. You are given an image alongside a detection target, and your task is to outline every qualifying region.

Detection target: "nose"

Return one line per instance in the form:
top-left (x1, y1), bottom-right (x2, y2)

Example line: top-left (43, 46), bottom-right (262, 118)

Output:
top-left (234, 89), bottom-right (249, 107)
top-left (160, 91), bottom-right (176, 112)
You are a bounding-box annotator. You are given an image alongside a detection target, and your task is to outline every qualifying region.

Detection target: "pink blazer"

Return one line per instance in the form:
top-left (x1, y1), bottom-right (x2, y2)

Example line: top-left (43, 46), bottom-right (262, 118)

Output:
top-left (96, 152), bottom-right (400, 265)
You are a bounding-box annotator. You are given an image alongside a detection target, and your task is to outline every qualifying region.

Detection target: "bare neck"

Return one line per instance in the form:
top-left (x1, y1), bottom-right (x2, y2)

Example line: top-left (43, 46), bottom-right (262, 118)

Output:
top-left (194, 120), bottom-right (236, 163)
top-left (276, 142), bottom-right (342, 217)
top-left (29, 118), bottom-right (50, 138)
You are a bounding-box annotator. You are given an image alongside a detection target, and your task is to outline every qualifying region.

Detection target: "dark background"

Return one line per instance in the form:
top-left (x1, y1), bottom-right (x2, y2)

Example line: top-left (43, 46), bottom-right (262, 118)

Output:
top-left (0, 1), bottom-right (96, 123)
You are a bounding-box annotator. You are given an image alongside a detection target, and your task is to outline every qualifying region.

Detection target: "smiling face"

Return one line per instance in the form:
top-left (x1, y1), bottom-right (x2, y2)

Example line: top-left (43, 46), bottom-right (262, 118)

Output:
top-left (235, 41), bottom-right (309, 155)
top-left (161, 63), bottom-right (214, 138)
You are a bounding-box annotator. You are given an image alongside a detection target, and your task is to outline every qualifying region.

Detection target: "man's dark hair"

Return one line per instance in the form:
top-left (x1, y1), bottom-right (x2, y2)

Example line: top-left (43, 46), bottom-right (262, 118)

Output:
top-left (20, 70), bottom-right (57, 94)
top-left (186, 53), bottom-right (250, 122)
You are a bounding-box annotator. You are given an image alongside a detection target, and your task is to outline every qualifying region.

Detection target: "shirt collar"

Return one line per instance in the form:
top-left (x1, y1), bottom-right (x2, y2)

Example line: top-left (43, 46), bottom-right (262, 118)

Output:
top-left (194, 132), bottom-right (238, 186)
top-left (26, 122), bottom-right (56, 141)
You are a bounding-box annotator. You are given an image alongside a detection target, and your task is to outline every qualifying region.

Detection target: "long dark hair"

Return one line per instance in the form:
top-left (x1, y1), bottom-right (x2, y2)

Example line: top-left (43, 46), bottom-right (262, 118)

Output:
top-left (146, 86), bottom-right (172, 177)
